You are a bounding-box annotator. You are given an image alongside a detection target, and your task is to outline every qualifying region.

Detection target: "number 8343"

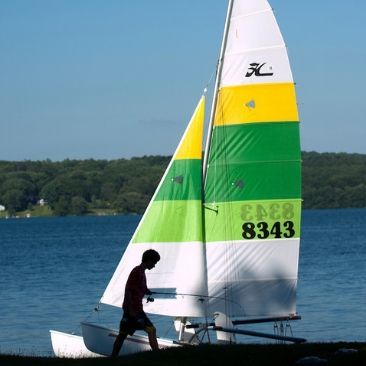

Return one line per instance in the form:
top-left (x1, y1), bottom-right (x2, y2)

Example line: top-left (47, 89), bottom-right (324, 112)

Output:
top-left (240, 202), bottom-right (298, 240)
top-left (242, 221), bottom-right (295, 240)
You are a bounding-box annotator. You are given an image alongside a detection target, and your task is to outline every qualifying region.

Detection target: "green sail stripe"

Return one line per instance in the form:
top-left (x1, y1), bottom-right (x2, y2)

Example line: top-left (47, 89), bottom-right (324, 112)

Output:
top-left (132, 200), bottom-right (203, 243)
top-left (208, 122), bottom-right (300, 163)
top-left (205, 160), bottom-right (301, 202)
top-left (205, 121), bottom-right (301, 202)
top-left (155, 159), bottom-right (202, 201)
top-left (204, 199), bottom-right (301, 242)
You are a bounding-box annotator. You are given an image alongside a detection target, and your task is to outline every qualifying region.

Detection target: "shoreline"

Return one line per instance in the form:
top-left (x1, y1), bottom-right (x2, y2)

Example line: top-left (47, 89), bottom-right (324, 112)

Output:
top-left (2, 207), bottom-right (366, 220)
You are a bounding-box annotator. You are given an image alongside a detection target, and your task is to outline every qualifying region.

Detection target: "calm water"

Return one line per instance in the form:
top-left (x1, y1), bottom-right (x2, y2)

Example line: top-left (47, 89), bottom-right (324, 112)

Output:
top-left (0, 209), bottom-right (365, 355)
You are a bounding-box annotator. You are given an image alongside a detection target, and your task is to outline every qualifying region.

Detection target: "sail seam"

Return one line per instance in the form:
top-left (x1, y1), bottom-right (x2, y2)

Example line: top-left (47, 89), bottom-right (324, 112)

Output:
top-left (219, 81), bottom-right (295, 89)
top-left (211, 277), bottom-right (298, 283)
top-left (204, 198), bottom-right (302, 204)
top-left (208, 159), bottom-right (301, 166)
top-left (231, 8), bottom-right (272, 20)
top-left (224, 44), bottom-right (286, 56)
top-left (205, 238), bottom-right (300, 245)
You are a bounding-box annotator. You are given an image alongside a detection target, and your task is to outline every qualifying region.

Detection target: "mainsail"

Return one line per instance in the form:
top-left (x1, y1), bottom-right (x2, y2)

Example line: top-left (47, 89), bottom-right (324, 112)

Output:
top-left (204, 0), bottom-right (301, 318)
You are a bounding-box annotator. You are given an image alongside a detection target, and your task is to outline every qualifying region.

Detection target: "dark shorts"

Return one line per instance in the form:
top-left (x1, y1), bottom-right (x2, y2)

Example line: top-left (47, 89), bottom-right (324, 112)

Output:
top-left (119, 311), bottom-right (155, 336)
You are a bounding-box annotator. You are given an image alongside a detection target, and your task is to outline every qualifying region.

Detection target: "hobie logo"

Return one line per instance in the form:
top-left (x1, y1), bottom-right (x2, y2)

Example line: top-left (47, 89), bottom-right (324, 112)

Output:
top-left (245, 63), bottom-right (273, 77)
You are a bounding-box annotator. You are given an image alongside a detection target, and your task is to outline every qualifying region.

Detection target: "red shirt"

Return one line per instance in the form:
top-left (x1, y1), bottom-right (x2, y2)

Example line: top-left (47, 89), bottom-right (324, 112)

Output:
top-left (122, 264), bottom-right (148, 315)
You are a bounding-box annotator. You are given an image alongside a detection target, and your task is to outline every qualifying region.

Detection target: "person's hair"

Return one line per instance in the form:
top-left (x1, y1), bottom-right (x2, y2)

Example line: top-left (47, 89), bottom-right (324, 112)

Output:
top-left (142, 249), bottom-right (160, 263)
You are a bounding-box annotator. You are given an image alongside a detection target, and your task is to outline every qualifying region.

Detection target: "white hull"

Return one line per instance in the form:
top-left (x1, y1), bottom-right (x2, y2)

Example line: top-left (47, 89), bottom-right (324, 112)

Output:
top-left (49, 330), bottom-right (100, 358)
top-left (81, 321), bottom-right (179, 356)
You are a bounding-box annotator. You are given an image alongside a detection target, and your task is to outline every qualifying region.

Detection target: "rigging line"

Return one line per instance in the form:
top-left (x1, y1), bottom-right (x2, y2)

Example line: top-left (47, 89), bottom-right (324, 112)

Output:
top-left (203, 0), bottom-right (234, 184)
top-left (204, 68), bottom-right (216, 94)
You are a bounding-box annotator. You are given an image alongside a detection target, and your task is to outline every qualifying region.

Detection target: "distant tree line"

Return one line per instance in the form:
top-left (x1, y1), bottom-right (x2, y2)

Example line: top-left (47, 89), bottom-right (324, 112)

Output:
top-left (0, 152), bottom-right (365, 216)
top-left (302, 151), bottom-right (366, 209)
top-left (0, 156), bottom-right (169, 217)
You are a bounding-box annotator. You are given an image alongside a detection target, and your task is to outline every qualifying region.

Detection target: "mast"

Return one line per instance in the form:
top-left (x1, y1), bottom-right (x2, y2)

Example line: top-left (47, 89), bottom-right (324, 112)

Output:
top-left (200, 0), bottom-right (234, 321)
top-left (202, 0), bottom-right (234, 184)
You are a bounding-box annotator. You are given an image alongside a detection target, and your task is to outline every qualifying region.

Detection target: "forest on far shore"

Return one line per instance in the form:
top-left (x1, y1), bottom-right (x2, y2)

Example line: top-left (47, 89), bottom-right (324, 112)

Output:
top-left (0, 151), bottom-right (365, 217)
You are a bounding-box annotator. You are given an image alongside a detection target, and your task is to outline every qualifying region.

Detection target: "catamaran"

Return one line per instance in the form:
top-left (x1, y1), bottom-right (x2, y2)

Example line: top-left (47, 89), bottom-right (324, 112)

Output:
top-left (50, 0), bottom-right (305, 357)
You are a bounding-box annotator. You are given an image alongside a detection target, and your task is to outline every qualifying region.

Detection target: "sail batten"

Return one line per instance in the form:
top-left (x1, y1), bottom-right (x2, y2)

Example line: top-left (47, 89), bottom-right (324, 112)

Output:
top-left (231, 8), bottom-right (272, 20)
top-left (225, 44), bottom-right (286, 56)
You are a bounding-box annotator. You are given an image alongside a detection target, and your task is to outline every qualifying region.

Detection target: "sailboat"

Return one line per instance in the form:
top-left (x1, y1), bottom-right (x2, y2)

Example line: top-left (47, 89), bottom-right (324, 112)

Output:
top-left (50, 0), bottom-right (304, 357)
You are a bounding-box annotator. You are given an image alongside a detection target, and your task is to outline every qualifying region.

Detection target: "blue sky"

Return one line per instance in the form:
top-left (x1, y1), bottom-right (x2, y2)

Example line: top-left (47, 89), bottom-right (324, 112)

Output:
top-left (0, 0), bottom-right (365, 161)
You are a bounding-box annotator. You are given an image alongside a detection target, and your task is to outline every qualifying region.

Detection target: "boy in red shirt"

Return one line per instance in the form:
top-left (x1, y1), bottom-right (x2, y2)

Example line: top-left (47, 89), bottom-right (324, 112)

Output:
top-left (111, 249), bottom-right (160, 357)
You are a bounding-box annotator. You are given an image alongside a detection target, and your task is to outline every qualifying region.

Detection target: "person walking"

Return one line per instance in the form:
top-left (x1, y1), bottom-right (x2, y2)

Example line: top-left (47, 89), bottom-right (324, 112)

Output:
top-left (111, 249), bottom-right (160, 357)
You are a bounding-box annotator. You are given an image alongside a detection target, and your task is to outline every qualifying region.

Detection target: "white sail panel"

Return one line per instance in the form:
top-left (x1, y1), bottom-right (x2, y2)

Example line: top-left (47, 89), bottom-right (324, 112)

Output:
top-left (226, 10), bottom-right (284, 53)
top-left (221, 2), bottom-right (293, 87)
top-left (221, 46), bottom-right (293, 86)
top-left (206, 239), bottom-right (299, 317)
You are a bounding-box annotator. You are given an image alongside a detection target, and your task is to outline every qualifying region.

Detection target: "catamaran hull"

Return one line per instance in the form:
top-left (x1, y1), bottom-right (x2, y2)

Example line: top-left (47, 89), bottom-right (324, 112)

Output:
top-left (81, 322), bottom-right (179, 356)
top-left (49, 330), bottom-right (100, 358)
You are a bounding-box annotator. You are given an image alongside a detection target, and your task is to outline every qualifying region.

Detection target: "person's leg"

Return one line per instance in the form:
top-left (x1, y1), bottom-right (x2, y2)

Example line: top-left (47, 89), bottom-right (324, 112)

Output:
top-left (146, 325), bottom-right (159, 351)
top-left (139, 313), bottom-right (159, 351)
top-left (148, 331), bottom-right (159, 350)
top-left (111, 332), bottom-right (127, 357)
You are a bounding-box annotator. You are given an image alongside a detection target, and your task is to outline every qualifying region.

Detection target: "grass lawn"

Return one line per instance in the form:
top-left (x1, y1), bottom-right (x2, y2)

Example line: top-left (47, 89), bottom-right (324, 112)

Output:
top-left (1, 343), bottom-right (366, 366)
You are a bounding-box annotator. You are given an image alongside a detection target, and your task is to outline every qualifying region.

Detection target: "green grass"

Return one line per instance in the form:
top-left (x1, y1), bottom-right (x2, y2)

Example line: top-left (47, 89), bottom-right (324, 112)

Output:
top-left (0, 205), bottom-right (53, 219)
top-left (1, 343), bottom-right (366, 366)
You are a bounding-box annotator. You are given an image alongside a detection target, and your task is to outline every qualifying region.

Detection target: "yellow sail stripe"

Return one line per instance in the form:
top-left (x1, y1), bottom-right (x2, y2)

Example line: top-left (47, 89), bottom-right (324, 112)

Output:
top-left (175, 96), bottom-right (205, 160)
top-left (214, 83), bottom-right (299, 126)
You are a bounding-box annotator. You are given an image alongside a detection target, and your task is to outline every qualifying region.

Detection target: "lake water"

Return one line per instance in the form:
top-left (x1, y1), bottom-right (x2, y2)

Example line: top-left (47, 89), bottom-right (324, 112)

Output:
top-left (0, 209), bottom-right (365, 355)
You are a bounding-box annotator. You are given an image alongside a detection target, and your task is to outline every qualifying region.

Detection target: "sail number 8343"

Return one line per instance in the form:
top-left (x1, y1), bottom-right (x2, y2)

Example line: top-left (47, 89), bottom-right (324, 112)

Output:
top-left (241, 202), bottom-right (297, 240)
top-left (242, 221), bottom-right (295, 239)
